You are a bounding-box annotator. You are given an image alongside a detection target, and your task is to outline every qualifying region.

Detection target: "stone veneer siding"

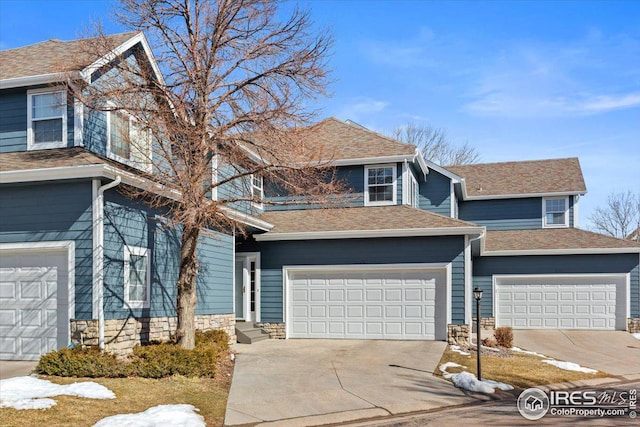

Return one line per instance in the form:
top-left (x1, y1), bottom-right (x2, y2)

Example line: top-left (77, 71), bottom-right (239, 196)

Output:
top-left (255, 322), bottom-right (286, 339)
top-left (71, 314), bottom-right (235, 354)
top-left (629, 318), bottom-right (640, 333)
top-left (447, 324), bottom-right (469, 345)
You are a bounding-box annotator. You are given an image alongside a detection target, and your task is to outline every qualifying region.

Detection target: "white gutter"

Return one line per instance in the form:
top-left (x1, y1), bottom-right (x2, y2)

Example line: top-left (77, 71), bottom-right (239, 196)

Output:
top-left (255, 226), bottom-right (484, 241)
top-left (0, 73), bottom-right (63, 89)
top-left (93, 176), bottom-right (122, 350)
top-left (482, 247), bottom-right (640, 256)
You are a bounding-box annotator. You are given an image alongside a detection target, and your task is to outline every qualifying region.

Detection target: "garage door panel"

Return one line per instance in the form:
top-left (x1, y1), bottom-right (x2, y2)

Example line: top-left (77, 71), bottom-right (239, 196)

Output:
top-left (496, 278), bottom-right (624, 331)
top-left (289, 268), bottom-right (445, 340)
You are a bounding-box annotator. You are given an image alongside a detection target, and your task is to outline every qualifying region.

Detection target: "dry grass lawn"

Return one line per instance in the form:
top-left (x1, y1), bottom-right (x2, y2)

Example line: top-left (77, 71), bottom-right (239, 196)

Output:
top-left (0, 359), bottom-right (233, 427)
top-left (436, 348), bottom-right (610, 389)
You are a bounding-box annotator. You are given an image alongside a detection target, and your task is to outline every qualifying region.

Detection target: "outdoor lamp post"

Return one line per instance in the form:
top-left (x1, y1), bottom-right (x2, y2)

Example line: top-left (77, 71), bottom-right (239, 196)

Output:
top-left (473, 287), bottom-right (483, 381)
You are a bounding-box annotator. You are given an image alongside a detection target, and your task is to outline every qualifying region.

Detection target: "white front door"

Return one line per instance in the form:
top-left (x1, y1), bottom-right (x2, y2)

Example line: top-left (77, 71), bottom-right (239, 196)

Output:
top-left (235, 253), bottom-right (260, 322)
top-left (286, 266), bottom-right (448, 340)
top-left (495, 275), bottom-right (628, 330)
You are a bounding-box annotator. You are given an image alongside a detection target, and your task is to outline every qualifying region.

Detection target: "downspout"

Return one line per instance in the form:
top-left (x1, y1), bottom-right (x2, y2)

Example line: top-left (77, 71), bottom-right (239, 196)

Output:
top-left (93, 176), bottom-right (122, 350)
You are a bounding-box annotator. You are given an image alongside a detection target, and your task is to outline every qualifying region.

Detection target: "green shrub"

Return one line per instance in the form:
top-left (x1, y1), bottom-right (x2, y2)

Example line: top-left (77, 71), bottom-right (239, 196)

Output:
top-left (195, 329), bottom-right (229, 351)
top-left (494, 326), bottom-right (514, 348)
top-left (132, 342), bottom-right (219, 378)
top-left (36, 346), bottom-right (130, 378)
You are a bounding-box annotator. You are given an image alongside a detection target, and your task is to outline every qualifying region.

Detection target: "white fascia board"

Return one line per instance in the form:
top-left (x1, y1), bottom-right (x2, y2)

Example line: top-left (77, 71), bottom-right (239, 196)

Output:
top-left (0, 73), bottom-right (63, 89)
top-left (255, 226), bottom-right (484, 241)
top-left (0, 164), bottom-right (107, 183)
top-left (81, 32), bottom-right (165, 86)
top-left (219, 206), bottom-right (272, 231)
top-left (463, 190), bottom-right (585, 201)
top-left (414, 150), bottom-right (429, 177)
top-left (422, 159), bottom-right (462, 182)
top-left (330, 154), bottom-right (416, 167)
top-left (482, 247), bottom-right (640, 256)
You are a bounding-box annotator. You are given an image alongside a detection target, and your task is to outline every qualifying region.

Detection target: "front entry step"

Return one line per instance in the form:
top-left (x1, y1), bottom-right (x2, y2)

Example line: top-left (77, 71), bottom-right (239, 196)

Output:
top-left (236, 322), bottom-right (270, 344)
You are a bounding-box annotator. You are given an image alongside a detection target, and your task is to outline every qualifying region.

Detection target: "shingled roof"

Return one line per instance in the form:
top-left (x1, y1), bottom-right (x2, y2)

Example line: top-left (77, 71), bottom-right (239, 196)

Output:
top-left (256, 205), bottom-right (480, 240)
top-left (0, 32), bottom-right (139, 81)
top-left (484, 228), bottom-right (640, 254)
top-left (300, 118), bottom-right (417, 161)
top-left (446, 158), bottom-right (587, 198)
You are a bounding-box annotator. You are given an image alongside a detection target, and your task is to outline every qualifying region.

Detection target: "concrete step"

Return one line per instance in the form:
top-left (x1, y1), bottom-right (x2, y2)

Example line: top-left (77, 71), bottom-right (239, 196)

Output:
top-left (236, 322), bottom-right (270, 344)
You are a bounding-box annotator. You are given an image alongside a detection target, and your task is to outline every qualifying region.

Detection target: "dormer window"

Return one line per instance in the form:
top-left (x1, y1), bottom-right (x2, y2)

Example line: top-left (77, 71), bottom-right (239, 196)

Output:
top-left (365, 164), bottom-right (397, 206)
top-left (543, 197), bottom-right (569, 228)
top-left (251, 174), bottom-right (264, 209)
top-left (108, 110), bottom-right (151, 171)
top-left (27, 89), bottom-right (67, 150)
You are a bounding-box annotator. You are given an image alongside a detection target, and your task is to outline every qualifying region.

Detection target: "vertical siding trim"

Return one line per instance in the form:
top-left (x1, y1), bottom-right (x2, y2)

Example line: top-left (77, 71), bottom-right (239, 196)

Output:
top-left (231, 229), bottom-right (236, 316)
top-left (91, 179), bottom-right (100, 319)
top-left (450, 180), bottom-right (455, 218)
top-left (74, 98), bottom-right (84, 147)
top-left (464, 235), bottom-right (472, 327)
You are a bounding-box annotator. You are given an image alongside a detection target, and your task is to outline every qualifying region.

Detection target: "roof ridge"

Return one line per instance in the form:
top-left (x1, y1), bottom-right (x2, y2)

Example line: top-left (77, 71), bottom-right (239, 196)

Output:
top-left (323, 117), bottom-right (418, 151)
top-left (446, 157), bottom-right (579, 169)
top-left (0, 31), bottom-right (140, 53)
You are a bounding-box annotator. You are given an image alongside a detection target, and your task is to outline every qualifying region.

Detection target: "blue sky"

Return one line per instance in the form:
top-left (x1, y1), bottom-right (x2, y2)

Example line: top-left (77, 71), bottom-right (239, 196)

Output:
top-left (1, 0), bottom-right (638, 228)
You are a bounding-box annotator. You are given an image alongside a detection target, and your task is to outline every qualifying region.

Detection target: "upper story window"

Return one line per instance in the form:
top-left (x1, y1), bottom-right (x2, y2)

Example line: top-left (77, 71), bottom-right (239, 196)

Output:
top-left (543, 197), bottom-right (569, 228)
top-left (365, 164), bottom-right (397, 206)
top-left (124, 246), bottom-right (150, 309)
top-left (404, 172), bottom-right (418, 208)
top-left (108, 110), bottom-right (151, 171)
top-left (27, 89), bottom-right (67, 150)
top-left (251, 174), bottom-right (264, 209)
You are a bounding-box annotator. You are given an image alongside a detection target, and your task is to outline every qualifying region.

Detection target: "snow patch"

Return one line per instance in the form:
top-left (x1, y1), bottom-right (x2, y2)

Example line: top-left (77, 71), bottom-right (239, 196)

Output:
top-left (93, 404), bottom-right (205, 427)
top-left (439, 362), bottom-right (465, 378)
top-left (451, 371), bottom-right (514, 394)
top-left (632, 333), bottom-right (640, 341)
top-left (0, 376), bottom-right (115, 410)
top-left (449, 345), bottom-right (471, 356)
top-left (541, 359), bottom-right (598, 374)
top-left (511, 346), bottom-right (546, 358)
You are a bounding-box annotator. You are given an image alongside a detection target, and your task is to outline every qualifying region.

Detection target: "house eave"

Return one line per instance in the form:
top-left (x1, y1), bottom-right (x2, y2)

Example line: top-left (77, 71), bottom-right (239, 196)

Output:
top-left (254, 226), bottom-right (484, 241)
top-left (482, 247), bottom-right (640, 256)
top-left (0, 73), bottom-right (64, 89)
top-left (462, 190), bottom-right (586, 201)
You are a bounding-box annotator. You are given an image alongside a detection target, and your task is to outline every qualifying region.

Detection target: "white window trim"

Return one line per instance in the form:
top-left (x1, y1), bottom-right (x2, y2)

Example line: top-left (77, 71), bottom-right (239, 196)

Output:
top-left (364, 164), bottom-right (397, 206)
top-left (211, 155), bottom-right (219, 201)
top-left (123, 246), bottom-right (151, 309)
top-left (250, 174), bottom-right (264, 210)
top-left (542, 196), bottom-right (569, 228)
top-left (402, 162), bottom-right (419, 208)
top-left (106, 108), bottom-right (152, 172)
top-left (27, 88), bottom-right (67, 150)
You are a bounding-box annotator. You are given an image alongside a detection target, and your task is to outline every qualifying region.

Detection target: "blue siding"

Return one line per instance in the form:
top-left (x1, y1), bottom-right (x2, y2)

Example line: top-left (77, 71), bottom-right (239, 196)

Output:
top-left (216, 163), bottom-right (257, 215)
top-left (0, 87), bottom-right (75, 153)
top-left (569, 196), bottom-right (575, 228)
top-left (473, 254), bottom-right (640, 318)
top-left (239, 236), bottom-right (467, 324)
top-left (83, 109), bottom-right (108, 156)
top-left (419, 169), bottom-right (451, 216)
top-left (459, 198), bottom-right (542, 230)
top-left (102, 190), bottom-right (233, 319)
top-left (0, 89), bottom-right (27, 152)
top-left (0, 181), bottom-right (93, 319)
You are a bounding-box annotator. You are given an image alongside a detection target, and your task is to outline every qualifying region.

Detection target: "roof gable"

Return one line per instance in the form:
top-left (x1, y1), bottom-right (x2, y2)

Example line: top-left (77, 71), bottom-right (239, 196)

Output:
top-left (446, 157), bottom-right (586, 198)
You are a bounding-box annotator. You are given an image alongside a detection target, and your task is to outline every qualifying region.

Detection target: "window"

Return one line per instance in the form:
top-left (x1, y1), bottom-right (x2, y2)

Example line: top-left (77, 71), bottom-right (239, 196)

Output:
top-left (251, 174), bottom-right (263, 209)
top-left (365, 164), bottom-right (397, 206)
top-left (124, 246), bottom-right (150, 308)
top-left (108, 110), bottom-right (151, 170)
top-left (543, 197), bottom-right (569, 228)
top-left (27, 89), bottom-right (67, 149)
top-left (404, 173), bottom-right (418, 208)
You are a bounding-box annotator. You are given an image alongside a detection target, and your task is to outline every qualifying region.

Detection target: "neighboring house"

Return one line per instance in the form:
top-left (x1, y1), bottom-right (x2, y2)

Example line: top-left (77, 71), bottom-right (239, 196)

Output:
top-left (628, 227), bottom-right (640, 242)
top-left (1, 33), bottom-right (639, 361)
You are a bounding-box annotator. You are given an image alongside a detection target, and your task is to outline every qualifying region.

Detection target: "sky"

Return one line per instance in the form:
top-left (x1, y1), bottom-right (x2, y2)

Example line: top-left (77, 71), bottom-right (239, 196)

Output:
top-left (1, 0), bottom-right (638, 229)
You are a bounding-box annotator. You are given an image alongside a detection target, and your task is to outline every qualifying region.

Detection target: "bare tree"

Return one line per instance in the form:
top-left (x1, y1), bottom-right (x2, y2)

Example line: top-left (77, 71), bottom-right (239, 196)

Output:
top-left (67, 0), bottom-right (338, 348)
top-left (589, 190), bottom-right (640, 240)
top-left (391, 122), bottom-right (480, 166)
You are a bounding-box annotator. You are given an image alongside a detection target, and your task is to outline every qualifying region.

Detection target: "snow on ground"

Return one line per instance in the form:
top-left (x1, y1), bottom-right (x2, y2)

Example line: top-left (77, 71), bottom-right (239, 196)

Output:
top-left (439, 362), bottom-right (465, 379)
top-left (449, 345), bottom-right (471, 356)
top-left (439, 362), bottom-right (513, 393)
top-left (0, 376), bottom-right (115, 410)
top-left (93, 404), bottom-right (205, 427)
top-left (511, 346), bottom-right (546, 358)
top-left (451, 372), bottom-right (514, 394)
top-left (632, 333), bottom-right (640, 341)
top-left (541, 359), bottom-right (598, 374)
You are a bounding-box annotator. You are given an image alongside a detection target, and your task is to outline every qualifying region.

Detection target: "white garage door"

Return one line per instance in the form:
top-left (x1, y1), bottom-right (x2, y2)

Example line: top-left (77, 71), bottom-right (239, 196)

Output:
top-left (0, 250), bottom-right (70, 360)
top-left (495, 275), bottom-right (628, 330)
top-left (288, 267), bottom-right (447, 340)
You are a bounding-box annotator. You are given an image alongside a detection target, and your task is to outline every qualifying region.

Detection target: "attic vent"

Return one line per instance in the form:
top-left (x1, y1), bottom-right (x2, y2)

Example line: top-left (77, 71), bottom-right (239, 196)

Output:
top-left (345, 119), bottom-right (368, 130)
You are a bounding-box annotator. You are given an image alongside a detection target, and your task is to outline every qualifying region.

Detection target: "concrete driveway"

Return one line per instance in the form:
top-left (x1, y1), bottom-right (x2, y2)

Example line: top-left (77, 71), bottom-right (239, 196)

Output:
top-left (513, 330), bottom-right (640, 376)
top-left (224, 339), bottom-right (485, 426)
top-left (0, 361), bottom-right (37, 380)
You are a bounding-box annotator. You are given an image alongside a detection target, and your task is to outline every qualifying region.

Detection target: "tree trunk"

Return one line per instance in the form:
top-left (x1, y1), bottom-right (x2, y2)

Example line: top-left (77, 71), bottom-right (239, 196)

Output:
top-left (176, 224), bottom-right (200, 349)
